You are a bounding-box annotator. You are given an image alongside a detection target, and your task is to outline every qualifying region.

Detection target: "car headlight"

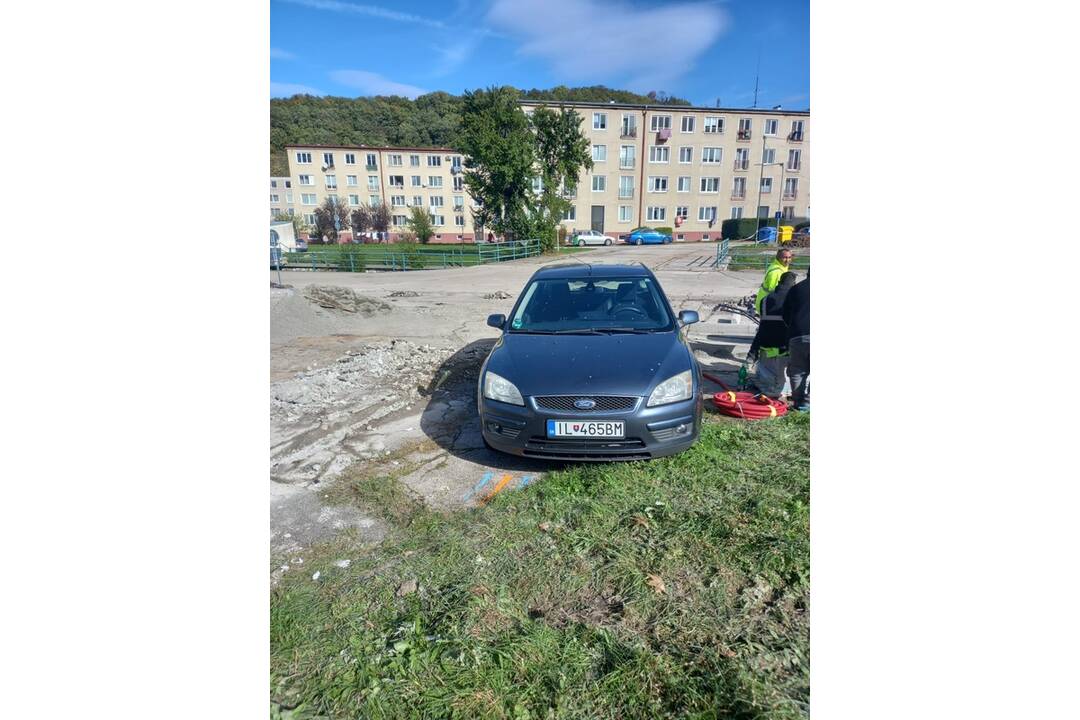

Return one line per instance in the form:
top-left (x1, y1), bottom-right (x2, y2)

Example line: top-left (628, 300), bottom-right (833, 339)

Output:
top-left (483, 371), bottom-right (524, 406)
top-left (647, 370), bottom-right (693, 407)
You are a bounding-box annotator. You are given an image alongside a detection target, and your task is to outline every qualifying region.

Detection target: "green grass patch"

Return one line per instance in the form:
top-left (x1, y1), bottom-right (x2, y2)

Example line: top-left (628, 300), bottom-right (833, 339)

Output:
top-left (271, 415), bottom-right (810, 719)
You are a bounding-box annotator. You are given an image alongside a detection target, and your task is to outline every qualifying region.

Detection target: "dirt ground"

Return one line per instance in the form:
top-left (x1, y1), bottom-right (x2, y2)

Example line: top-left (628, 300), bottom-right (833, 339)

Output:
top-left (270, 242), bottom-right (778, 581)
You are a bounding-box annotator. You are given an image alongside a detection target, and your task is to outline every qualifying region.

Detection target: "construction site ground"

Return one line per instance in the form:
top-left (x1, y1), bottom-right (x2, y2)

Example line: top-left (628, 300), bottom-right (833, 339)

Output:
top-left (270, 241), bottom-right (793, 580)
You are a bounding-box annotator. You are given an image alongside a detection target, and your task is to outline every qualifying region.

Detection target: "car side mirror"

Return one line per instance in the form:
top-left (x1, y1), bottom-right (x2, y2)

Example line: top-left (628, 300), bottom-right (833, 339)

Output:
top-left (678, 310), bottom-right (699, 326)
top-left (487, 313), bottom-right (506, 329)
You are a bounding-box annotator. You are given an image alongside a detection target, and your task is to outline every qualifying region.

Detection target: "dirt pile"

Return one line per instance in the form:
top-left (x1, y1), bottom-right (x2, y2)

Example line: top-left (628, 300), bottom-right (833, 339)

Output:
top-left (303, 285), bottom-right (391, 314)
top-left (483, 290), bottom-right (512, 300)
top-left (389, 290), bottom-right (420, 298)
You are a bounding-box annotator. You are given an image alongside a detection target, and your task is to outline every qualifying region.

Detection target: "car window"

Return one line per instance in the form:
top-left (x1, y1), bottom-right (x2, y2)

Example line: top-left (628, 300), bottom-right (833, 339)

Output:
top-left (509, 277), bottom-right (673, 332)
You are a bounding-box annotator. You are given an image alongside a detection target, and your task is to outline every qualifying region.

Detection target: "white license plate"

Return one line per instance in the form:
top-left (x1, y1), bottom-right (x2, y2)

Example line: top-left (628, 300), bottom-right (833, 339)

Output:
top-left (546, 420), bottom-right (625, 438)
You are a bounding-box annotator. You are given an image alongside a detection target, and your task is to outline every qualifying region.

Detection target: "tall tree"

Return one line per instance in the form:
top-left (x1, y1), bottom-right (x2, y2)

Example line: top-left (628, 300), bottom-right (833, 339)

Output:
top-left (407, 206), bottom-right (435, 244)
top-left (529, 106), bottom-right (593, 248)
top-left (313, 197), bottom-right (350, 243)
top-left (350, 205), bottom-right (371, 241)
top-left (369, 202), bottom-right (391, 243)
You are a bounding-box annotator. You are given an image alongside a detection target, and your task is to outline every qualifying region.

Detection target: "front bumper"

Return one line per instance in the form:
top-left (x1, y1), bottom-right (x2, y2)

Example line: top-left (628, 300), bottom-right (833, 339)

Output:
top-left (479, 393), bottom-right (702, 461)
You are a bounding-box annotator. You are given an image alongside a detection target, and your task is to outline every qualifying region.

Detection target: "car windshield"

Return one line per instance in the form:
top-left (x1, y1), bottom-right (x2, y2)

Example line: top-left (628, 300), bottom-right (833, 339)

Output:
top-left (509, 277), bottom-right (674, 333)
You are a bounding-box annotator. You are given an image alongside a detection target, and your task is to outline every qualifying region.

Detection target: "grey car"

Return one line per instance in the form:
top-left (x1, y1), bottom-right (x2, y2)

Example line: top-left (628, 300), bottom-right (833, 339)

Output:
top-left (478, 263), bottom-right (702, 461)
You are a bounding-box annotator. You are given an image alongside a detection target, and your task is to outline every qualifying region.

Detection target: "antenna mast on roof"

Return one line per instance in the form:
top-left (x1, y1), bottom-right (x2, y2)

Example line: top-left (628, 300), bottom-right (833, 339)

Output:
top-left (752, 49), bottom-right (760, 109)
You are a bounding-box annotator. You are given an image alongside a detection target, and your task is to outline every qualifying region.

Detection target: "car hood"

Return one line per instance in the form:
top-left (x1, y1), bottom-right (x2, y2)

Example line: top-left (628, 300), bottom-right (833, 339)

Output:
top-left (485, 332), bottom-right (692, 396)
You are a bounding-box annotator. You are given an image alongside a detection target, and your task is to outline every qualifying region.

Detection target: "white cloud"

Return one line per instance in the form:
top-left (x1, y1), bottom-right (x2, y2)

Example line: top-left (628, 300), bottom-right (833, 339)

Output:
top-left (329, 70), bottom-right (428, 99)
top-left (270, 48), bottom-right (296, 60)
top-left (279, 0), bottom-right (445, 28)
top-left (431, 33), bottom-right (483, 78)
top-left (271, 81), bottom-right (323, 97)
top-left (486, 0), bottom-right (728, 91)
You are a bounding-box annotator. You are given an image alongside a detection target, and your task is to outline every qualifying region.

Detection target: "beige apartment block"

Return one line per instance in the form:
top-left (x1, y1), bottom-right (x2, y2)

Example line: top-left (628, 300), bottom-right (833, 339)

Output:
top-left (286, 144), bottom-right (474, 243)
top-left (521, 100), bottom-right (809, 241)
top-left (269, 176), bottom-right (294, 218)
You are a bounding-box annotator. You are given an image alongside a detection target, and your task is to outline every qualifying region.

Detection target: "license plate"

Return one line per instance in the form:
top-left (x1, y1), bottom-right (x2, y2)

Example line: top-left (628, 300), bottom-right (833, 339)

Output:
top-left (546, 420), bottom-right (625, 438)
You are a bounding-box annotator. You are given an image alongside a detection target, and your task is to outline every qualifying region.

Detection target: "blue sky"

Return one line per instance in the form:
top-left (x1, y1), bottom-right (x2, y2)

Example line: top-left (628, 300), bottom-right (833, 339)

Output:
top-left (270, 0), bottom-right (809, 109)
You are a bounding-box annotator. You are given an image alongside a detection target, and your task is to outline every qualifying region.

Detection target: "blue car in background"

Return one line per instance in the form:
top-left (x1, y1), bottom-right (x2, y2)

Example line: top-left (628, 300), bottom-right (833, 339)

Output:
top-left (625, 227), bottom-right (672, 245)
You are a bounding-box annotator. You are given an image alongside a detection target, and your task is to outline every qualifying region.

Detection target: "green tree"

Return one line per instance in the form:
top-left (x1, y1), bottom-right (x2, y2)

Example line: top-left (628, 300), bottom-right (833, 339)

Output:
top-left (313, 197), bottom-right (350, 243)
top-left (407, 205), bottom-right (435, 244)
top-left (528, 105), bottom-right (593, 250)
top-left (350, 205), bottom-right (371, 242)
top-left (272, 210), bottom-right (307, 239)
top-left (369, 202), bottom-right (391, 242)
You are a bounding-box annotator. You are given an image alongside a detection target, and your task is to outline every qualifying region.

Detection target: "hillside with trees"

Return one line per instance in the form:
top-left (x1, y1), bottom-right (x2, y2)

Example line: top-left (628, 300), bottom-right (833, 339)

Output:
top-left (269, 85), bottom-right (690, 176)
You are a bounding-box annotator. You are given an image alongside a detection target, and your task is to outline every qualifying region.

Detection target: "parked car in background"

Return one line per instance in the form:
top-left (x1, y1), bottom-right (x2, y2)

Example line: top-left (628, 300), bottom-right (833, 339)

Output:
top-left (625, 227), bottom-right (672, 245)
top-left (478, 263), bottom-right (702, 461)
top-left (569, 229), bottom-right (615, 246)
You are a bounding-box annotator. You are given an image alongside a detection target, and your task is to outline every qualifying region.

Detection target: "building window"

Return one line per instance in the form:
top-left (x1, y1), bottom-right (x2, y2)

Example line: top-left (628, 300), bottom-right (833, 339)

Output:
top-left (619, 145), bottom-right (635, 169)
top-left (702, 147), bottom-right (722, 164)
top-left (347, 153), bottom-right (359, 165)
top-left (592, 175), bottom-right (606, 192)
top-left (735, 148), bottom-right (749, 170)
top-left (346, 175), bottom-right (357, 186)
top-left (703, 116), bottom-right (723, 134)
top-left (451, 156), bottom-right (463, 170)
top-left (453, 176), bottom-right (463, 191)
top-left (762, 148), bottom-right (775, 165)
top-left (295, 151), bottom-right (312, 164)
top-left (453, 195), bottom-right (464, 209)
top-left (430, 214), bottom-right (445, 226)
top-left (679, 147), bottom-right (692, 164)
top-left (738, 117), bottom-right (752, 139)
top-left (270, 194), bottom-right (279, 203)
top-left (619, 205), bottom-right (632, 222)
top-left (411, 175), bottom-right (422, 187)
top-left (782, 206), bottom-right (796, 219)
top-left (562, 206), bottom-right (576, 221)
top-left (698, 206), bottom-right (717, 222)
top-left (298, 174), bottom-right (313, 186)
top-left (391, 195), bottom-right (405, 207)
top-left (321, 152), bottom-right (333, 167)
top-left (427, 155), bottom-right (441, 167)
top-left (531, 176), bottom-right (543, 194)
top-left (301, 193), bottom-right (316, 205)
top-left (648, 176), bottom-right (668, 193)
top-left (675, 206), bottom-right (688, 220)
top-left (681, 116), bottom-right (695, 133)
top-left (650, 114), bottom-right (672, 131)
top-left (787, 149), bottom-right (801, 171)
top-left (649, 146), bottom-right (669, 163)
top-left (730, 206), bottom-right (743, 219)
top-left (764, 119), bottom-right (778, 136)
top-left (271, 180), bottom-right (278, 189)
top-left (325, 175), bottom-right (337, 189)
top-left (646, 206), bottom-right (666, 221)
top-left (677, 176), bottom-right (691, 193)
top-left (732, 177), bottom-right (746, 199)
top-left (790, 120), bottom-right (805, 140)
top-left (369, 195), bottom-right (380, 205)
top-left (412, 195), bottom-right (423, 206)
top-left (304, 213), bottom-right (316, 226)
top-left (455, 215), bottom-right (465, 226)
top-left (393, 214), bottom-right (407, 226)
top-left (618, 176), bottom-right (634, 198)
top-left (365, 153), bottom-right (377, 169)
top-left (348, 195), bottom-right (360, 206)
top-left (620, 113), bottom-right (637, 137)
top-left (389, 175), bottom-right (404, 188)
top-left (285, 191), bottom-right (293, 203)
top-left (592, 144), bottom-right (607, 162)
top-left (700, 177), bottom-right (720, 193)
top-left (410, 154), bottom-right (420, 167)
top-left (429, 176), bottom-right (443, 188)
top-left (760, 177), bottom-right (773, 193)
top-left (388, 154), bottom-right (402, 166)
top-left (367, 176), bottom-right (379, 191)
top-left (593, 112), bottom-right (607, 130)
top-left (783, 178), bottom-right (799, 200)
top-left (285, 180), bottom-right (291, 188)
top-left (430, 196), bottom-right (444, 207)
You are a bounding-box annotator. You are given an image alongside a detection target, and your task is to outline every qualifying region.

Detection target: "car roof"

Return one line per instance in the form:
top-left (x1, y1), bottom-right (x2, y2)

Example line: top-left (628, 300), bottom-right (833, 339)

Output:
top-left (531, 263), bottom-right (653, 280)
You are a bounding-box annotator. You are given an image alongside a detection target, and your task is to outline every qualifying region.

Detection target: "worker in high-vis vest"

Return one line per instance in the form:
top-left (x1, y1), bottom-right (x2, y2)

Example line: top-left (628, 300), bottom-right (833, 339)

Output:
top-left (754, 249), bottom-right (794, 316)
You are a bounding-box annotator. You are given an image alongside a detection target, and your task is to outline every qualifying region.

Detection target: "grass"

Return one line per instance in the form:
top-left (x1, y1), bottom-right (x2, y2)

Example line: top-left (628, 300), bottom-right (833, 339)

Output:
top-left (271, 414), bottom-right (810, 719)
top-left (282, 243), bottom-right (591, 271)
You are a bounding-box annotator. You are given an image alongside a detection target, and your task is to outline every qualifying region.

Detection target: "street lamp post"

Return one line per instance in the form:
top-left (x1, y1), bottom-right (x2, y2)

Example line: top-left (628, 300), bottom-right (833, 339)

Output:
top-left (754, 133), bottom-right (767, 242)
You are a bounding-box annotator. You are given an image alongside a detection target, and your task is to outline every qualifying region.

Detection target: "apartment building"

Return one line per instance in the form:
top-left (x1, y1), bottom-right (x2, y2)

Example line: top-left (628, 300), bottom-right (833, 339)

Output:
top-left (284, 144), bottom-right (473, 242)
top-left (269, 176), bottom-right (294, 218)
top-left (521, 100), bottom-right (809, 241)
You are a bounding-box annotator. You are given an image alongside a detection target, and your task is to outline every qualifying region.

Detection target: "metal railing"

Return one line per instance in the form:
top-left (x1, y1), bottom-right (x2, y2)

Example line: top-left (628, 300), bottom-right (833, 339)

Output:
top-left (277, 239), bottom-right (543, 272)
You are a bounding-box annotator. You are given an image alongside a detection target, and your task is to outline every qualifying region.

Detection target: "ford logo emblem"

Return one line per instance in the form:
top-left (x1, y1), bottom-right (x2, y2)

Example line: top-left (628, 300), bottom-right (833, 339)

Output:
top-left (574, 398), bottom-right (596, 409)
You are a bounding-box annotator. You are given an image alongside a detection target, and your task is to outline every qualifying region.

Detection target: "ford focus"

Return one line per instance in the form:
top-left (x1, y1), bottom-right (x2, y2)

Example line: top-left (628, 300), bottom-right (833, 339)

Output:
top-left (478, 263), bottom-right (702, 461)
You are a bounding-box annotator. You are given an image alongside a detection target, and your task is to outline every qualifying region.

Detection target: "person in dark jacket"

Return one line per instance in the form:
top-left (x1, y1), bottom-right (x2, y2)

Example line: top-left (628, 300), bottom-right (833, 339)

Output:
top-left (781, 271), bottom-right (810, 411)
top-left (748, 271), bottom-right (798, 362)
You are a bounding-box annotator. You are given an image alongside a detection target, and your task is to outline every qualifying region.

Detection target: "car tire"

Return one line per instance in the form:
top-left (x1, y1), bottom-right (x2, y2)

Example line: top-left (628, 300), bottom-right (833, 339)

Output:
top-left (604, 238), bottom-right (612, 246)
top-left (635, 238), bottom-right (642, 246)
top-left (577, 239), bottom-right (584, 247)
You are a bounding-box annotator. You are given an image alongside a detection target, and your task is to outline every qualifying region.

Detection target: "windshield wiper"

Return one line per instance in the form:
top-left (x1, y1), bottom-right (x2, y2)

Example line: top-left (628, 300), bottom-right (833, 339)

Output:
top-left (591, 327), bottom-right (653, 334)
top-left (551, 328), bottom-right (605, 334)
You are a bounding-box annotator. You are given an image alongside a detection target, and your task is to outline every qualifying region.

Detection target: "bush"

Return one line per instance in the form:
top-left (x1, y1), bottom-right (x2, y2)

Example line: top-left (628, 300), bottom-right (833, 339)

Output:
top-left (722, 217), bottom-right (809, 240)
top-left (655, 226), bottom-right (673, 237)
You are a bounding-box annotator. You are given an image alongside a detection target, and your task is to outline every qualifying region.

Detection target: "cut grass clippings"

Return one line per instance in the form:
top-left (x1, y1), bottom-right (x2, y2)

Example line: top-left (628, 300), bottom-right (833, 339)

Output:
top-left (271, 414), bottom-right (810, 719)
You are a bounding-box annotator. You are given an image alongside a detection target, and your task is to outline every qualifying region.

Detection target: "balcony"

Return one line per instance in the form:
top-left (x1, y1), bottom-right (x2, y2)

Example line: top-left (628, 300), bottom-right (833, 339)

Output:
top-left (788, 131), bottom-right (804, 142)
top-left (731, 191), bottom-right (746, 200)
top-left (620, 127), bottom-right (637, 138)
top-left (737, 130), bottom-right (752, 141)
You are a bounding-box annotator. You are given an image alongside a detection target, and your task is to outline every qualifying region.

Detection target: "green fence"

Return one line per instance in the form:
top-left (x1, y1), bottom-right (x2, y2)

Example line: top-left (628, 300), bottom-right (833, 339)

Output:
top-left (726, 251), bottom-right (811, 272)
top-left (278, 240), bottom-right (543, 272)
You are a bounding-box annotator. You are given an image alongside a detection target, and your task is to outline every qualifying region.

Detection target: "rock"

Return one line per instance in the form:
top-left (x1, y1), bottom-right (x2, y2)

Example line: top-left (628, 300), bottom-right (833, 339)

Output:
top-left (334, 559), bottom-right (351, 568)
top-left (396, 579), bottom-right (418, 596)
top-left (312, 571), bottom-right (321, 581)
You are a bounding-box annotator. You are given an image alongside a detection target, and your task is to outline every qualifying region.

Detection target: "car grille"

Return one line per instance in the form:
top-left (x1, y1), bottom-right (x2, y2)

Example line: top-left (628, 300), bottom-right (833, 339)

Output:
top-left (533, 395), bottom-right (638, 413)
top-left (523, 436), bottom-right (649, 460)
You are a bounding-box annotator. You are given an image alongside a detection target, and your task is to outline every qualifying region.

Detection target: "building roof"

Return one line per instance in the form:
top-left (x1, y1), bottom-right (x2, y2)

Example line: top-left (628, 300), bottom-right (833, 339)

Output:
top-left (519, 99), bottom-right (809, 116)
top-left (285, 143), bottom-right (459, 153)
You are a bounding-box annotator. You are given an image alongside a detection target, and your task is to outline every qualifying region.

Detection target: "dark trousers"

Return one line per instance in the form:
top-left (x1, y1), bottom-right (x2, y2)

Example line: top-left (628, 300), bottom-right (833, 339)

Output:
top-left (786, 335), bottom-right (810, 407)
